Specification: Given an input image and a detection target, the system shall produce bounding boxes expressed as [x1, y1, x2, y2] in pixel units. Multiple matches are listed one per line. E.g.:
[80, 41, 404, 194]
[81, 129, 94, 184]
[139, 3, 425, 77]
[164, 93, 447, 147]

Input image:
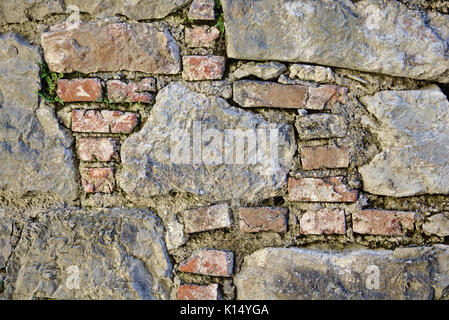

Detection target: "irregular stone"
[165, 215, 188, 250]
[3, 207, 172, 299]
[238, 207, 288, 233]
[188, 0, 215, 20]
[0, 34, 78, 202]
[353, 210, 415, 236]
[234, 62, 287, 80]
[305, 86, 348, 110]
[184, 80, 233, 100]
[0, 213, 12, 269]
[182, 56, 225, 81]
[422, 213, 449, 237]
[57, 78, 102, 102]
[288, 177, 358, 202]
[185, 26, 220, 48]
[72, 110, 139, 133]
[41, 21, 181, 74]
[222, 0, 449, 83]
[80, 167, 115, 193]
[359, 86, 449, 196]
[300, 145, 350, 170]
[295, 114, 347, 140]
[77, 137, 119, 162]
[234, 245, 449, 299]
[300, 209, 346, 235]
[0, 0, 64, 24]
[119, 82, 296, 203]
[107, 79, 155, 104]
[177, 284, 219, 300]
[289, 64, 335, 83]
[183, 204, 232, 233]
[178, 249, 234, 277]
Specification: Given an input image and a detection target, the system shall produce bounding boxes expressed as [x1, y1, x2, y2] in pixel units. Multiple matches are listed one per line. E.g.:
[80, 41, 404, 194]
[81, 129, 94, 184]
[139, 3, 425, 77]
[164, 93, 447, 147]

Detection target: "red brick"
[301, 145, 350, 170]
[77, 137, 119, 162]
[182, 56, 225, 81]
[305, 85, 348, 110]
[107, 79, 156, 103]
[300, 209, 346, 235]
[352, 210, 415, 236]
[57, 78, 102, 102]
[179, 249, 233, 277]
[185, 26, 220, 48]
[183, 204, 232, 233]
[238, 207, 288, 233]
[80, 167, 115, 193]
[188, 0, 215, 20]
[288, 177, 358, 202]
[177, 284, 219, 300]
[72, 110, 139, 133]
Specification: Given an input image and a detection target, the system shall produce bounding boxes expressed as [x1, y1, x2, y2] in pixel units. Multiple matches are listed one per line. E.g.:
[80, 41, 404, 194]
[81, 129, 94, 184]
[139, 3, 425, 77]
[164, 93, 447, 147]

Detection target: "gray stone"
[0, 211, 12, 269]
[289, 64, 335, 84]
[222, 0, 449, 83]
[359, 86, 449, 197]
[165, 214, 188, 250]
[0, 0, 64, 24]
[295, 113, 347, 140]
[234, 245, 449, 300]
[423, 213, 449, 237]
[119, 82, 296, 203]
[0, 34, 78, 202]
[4, 207, 173, 300]
[234, 62, 287, 80]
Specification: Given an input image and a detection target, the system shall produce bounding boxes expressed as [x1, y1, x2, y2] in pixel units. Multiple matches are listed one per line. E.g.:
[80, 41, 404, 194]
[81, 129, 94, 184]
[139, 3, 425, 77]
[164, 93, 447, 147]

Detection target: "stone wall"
[0, 0, 448, 300]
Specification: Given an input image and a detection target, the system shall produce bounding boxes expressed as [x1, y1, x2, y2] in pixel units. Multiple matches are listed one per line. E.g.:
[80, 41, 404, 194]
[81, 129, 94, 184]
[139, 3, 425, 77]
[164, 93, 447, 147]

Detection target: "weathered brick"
[179, 249, 234, 277]
[288, 177, 358, 202]
[185, 26, 220, 48]
[301, 145, 350, 170]
[77, 137, 119, 162]
[183, 204, 232, 233]
[352, 210, 415, 236]
[177, 284, 219, 300]
[306, 85, 348, 110]
[300, 209, 346, 235]
[233, 81, 307, 108]
[188, 0, 215, 20]
[182, 56, 225, 81]
[72, 110, 139, 133]
[238, 207, 288, 233]
[107, 79, 156, 103]
[80, 167, 115, 193]
[57, 78, 102, 102]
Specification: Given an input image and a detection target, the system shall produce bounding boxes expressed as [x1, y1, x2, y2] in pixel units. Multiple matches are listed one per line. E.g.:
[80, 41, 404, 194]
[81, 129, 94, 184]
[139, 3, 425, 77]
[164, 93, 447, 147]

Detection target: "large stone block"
[235, 246, 449, 299]
[222, 0, 449, 82]
[0, 34, 78, 202]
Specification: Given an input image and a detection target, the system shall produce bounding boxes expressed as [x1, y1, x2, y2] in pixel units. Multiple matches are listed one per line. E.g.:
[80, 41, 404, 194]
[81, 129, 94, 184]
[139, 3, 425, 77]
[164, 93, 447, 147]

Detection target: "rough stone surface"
[288, 177, 358, 202]
[57, 79, 102, 102]
[234, 62, 287, 80]
[182, 56, 225, 81]
[289, 64, 336, 83]
[301, 145, 350, 170]
[0, 0, 64, 24]
[119, 82, 296, 203]
[235, 246, 449, 300]
[352, 210, 415, 236]
[359, 86, 449, 197]
[107, 79, 155, 104]
[72, 110, 139, 134]
[222, 0, 449, 83]
[0, 34, 78, 202]
[178, 249, 234, 277]
[80, 167, 115, 193]
[238, 207, 288, 233]
[42, 21, 181, 74]
[3, 207, 173, 300]
[177, 284, 219, 300]
[295, 114, 347, 140]
[77, 137, 119, 162]
[183, 204, 232, 234]
[0, 213, 12, 269]
[165, 215, 188, 250]
[188, 0, 215, 20]
[422, 213, 449, 237]
[299, 209, 346, 235]
[185, 26, 220, 48]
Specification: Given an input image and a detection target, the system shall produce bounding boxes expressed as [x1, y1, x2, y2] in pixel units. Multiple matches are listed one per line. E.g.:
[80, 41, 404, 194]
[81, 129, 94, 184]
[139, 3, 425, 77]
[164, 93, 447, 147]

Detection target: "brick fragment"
[300, 209, 346, 235]
[352, 210, 415, 236]
[72, 110, 139, 133]
[177, 284, 219, 300]
[182, 56, 225, 81]
[179, 249, 234, 277]
[80, 167, 115, 193]
[238, 207, 288, 233]
[288, 177, 358, 202]
[188, 0, 215, 20]
[305, 85, 348, 110]
[107, 79, 156, 103]
[183, 204, 232, 233]
[185, 26, 220, 48]
[57, 78, 102, 102]
[77, 137, 119, 162]
[301, 145, 350, 170]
